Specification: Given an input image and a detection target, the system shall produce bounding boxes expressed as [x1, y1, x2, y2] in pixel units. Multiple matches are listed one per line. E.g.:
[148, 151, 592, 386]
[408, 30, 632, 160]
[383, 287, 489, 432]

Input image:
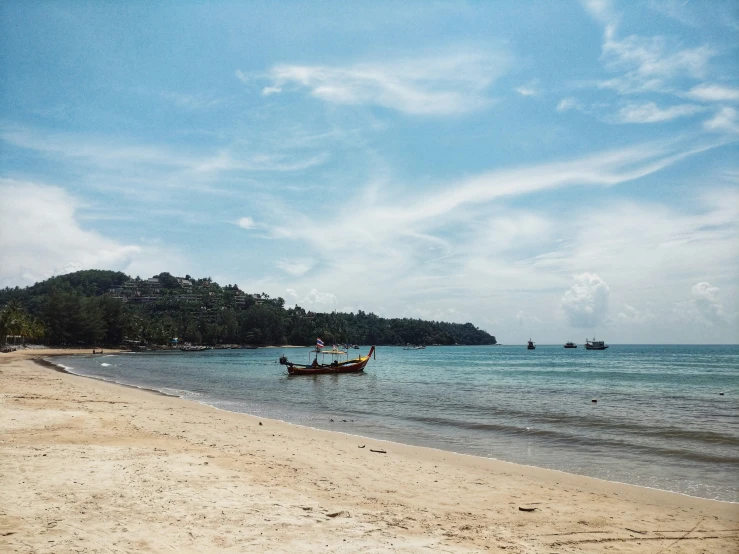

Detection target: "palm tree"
[0, 301, 44, 345]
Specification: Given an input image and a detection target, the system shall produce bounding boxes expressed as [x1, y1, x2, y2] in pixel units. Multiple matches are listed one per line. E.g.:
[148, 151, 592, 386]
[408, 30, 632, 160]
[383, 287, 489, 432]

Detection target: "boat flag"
[316, 338, 324, 348]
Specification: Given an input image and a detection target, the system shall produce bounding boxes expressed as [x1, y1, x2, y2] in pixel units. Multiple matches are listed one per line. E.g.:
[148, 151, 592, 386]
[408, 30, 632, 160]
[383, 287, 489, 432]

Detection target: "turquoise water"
[53, 345, 739, 502]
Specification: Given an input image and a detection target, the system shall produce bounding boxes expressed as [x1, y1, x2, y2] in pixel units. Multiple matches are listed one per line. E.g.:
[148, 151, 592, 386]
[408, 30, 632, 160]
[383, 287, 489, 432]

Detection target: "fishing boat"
[280, 346, 376, 375]
[527, 339, 535, 350]
[180, 345, 210, 352]
[585, 337, 608, 350]
[564, 341, 577, 348]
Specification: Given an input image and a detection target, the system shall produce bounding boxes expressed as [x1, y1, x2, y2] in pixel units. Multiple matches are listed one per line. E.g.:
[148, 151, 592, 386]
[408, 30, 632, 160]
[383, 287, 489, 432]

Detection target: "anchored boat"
[280, 346, 376, 375]
[564, 341, 577, 348]
[585, 337, 609, 350]
[527, 339, 535, 350]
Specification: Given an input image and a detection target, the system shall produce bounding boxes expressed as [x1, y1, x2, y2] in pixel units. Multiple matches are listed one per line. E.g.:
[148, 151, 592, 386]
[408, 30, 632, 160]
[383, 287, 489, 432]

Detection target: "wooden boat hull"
[286, 346, 375, 375]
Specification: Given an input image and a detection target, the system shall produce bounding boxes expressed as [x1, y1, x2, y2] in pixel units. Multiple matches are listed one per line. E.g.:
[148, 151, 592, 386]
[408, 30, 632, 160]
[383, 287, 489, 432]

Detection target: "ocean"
[52, 344, 739, 502]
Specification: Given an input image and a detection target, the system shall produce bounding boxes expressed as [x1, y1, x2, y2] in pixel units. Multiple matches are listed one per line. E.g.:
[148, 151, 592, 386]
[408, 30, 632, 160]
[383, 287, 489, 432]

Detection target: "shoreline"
[2, 351, 738, 552]
[36, 354, 737, 506]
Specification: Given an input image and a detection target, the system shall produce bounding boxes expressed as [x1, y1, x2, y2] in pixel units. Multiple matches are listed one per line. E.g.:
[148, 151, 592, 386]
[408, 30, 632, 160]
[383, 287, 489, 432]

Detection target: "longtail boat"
[280, 346, 376, 375]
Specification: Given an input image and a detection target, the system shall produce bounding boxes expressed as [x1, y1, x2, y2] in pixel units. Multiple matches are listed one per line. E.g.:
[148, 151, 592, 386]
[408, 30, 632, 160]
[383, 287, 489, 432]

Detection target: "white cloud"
[704, 107, 739, 134]
[561, 273, 611, 328]
[514, 81, 538, 97]
[582, 1, 718, 100]
[262, 86, 282, 96]
[603, 33, 713, 81]
[690, 282, 726, 325]
[294, 288, 338, 309]
[581, 0, 617, 25]
[261, 50, 510, 115]
[556, 97, 583, 112]
[612, 101, 704, 123]
[686, 84, 739, 103]
[237, 217, 256, 229]
[0, 179, 185, 288]
[275, 259, 314, 276]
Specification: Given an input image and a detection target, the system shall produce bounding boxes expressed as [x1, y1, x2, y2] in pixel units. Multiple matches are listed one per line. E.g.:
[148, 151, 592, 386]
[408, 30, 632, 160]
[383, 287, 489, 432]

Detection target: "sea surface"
[52, 345, 739, 502]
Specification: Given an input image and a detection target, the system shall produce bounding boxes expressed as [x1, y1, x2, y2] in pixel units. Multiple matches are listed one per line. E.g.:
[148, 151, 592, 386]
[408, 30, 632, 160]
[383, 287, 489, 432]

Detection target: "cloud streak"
[612, 102, 704, 123]
[258, 50, 510, 115]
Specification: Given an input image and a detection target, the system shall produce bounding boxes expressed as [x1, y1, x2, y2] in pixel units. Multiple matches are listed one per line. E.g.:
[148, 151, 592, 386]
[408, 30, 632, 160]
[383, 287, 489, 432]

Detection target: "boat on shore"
[564, 342, 577, 348]
[280, 346, 376, 375]
[585, 337, 608, 350]
[527, 339, 535, 350]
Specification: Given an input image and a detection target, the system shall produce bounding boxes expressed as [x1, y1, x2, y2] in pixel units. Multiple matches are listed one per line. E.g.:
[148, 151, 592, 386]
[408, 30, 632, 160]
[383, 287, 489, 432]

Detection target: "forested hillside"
[0, 270, 496, 347]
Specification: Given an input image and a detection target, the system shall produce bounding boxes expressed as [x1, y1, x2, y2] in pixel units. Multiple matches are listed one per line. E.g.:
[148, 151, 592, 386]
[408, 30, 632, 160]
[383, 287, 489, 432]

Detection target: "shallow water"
[54, 344, 739, 502]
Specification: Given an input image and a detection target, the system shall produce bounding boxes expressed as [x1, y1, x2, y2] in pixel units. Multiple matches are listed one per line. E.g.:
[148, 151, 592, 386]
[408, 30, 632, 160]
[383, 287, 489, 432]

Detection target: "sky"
[1, 0, 738, 344]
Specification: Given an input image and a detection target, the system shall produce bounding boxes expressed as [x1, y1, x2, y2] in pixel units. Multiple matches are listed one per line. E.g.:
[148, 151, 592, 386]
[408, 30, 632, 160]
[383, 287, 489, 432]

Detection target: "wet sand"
[1, 350, 737, 552]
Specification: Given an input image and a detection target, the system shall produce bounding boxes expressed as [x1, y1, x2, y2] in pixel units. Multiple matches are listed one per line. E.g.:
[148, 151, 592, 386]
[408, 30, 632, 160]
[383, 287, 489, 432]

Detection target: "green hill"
[0, 270, 496, 347]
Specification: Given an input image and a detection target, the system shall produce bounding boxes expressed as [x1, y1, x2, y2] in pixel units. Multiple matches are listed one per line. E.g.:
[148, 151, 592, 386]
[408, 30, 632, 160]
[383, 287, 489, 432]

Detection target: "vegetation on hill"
[0, 270, 496, 347]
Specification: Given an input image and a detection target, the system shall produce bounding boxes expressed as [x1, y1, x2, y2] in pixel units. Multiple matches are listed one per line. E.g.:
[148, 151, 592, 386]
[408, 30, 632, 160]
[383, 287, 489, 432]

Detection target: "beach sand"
[1, 350, 737, 553]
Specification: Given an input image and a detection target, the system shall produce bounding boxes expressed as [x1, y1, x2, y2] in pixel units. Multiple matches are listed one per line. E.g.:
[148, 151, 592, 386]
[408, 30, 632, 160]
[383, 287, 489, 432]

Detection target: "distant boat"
[564, 341, 577, 348]
[527, 339, 535, 350]
[403, 344, 426, 350]
[585, 337, 608, 350]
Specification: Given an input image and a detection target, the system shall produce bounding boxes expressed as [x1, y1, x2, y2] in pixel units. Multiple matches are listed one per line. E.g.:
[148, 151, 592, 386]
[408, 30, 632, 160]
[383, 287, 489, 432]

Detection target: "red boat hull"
[286, 346, 375, 375]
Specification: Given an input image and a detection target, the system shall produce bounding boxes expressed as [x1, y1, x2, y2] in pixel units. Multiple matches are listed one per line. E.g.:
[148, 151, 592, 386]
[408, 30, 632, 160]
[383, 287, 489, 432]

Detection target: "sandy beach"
[1, 350, 737, 553]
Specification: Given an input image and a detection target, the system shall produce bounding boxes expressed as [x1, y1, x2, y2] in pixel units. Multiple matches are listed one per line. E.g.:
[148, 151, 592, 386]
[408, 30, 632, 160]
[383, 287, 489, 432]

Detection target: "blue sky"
[1, 0, 737, 343]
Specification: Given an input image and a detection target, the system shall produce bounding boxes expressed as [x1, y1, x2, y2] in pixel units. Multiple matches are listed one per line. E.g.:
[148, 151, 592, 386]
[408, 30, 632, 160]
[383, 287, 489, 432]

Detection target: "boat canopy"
[321, 348, 346, 355]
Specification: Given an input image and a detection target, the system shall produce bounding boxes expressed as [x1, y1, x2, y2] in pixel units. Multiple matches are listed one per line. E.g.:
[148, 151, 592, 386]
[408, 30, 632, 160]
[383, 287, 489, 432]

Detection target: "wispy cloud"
[556, 97, 584, 113]
[704, 107, 739, 134]
[276, 259, 314, 276]
[685, 84, 739, 103]
[599, 31, 714, 94]
[253, 140, 731, 316]
[132, 87, 224, 110]
[575, 0, 728, 128]
[237, 217, 256, 229]
[514, 80, 539, 97]
[0, 125, 331, 198]
[267, 138, 724, 254]
[611, 101, 705, 124]
[255, 50, 510, 115]
[251, 143, 737, 342]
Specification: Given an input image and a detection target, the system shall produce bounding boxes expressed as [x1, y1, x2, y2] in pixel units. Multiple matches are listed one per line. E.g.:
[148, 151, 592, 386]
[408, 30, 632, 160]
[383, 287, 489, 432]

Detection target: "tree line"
[0, 270, 496, 347]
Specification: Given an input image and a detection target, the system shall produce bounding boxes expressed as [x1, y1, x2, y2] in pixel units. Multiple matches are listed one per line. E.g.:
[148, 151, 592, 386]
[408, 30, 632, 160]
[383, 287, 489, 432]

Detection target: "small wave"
[403, 414, 739, 465]
[37, 358, 180, 398]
